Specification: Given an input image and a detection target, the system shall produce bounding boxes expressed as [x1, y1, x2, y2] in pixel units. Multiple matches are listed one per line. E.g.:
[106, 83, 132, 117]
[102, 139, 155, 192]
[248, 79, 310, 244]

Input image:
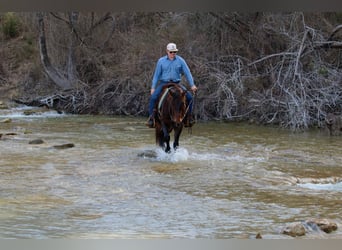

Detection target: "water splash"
[0, 105, 66, 118]
[140, 146, 265, 165]
[155, 147, 190, 163]
[298, 182, 342, 192]
[0, 111, 65, 118]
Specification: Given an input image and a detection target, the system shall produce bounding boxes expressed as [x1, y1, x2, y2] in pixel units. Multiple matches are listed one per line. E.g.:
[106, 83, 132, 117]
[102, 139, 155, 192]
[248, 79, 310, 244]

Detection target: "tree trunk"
[66, 12, 78, 83]
[37, 12, 73, 90]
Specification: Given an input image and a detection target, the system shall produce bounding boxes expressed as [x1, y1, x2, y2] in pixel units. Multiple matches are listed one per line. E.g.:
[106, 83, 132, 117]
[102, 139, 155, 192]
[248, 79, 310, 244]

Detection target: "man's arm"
[181, 59, 197, 93]
[181, 59, 194, 87]
[151, 59, 162, 90]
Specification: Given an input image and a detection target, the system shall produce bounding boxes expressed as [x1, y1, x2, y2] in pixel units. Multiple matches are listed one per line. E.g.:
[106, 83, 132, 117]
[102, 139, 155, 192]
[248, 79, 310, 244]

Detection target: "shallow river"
[0, 105, 341, 239]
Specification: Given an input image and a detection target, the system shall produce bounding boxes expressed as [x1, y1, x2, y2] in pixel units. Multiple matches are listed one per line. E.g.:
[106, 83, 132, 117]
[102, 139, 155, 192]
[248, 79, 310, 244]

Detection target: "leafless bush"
[193, 13, 342, 130]
[4, 12, 342, 131]
[245, 14, 342, 130]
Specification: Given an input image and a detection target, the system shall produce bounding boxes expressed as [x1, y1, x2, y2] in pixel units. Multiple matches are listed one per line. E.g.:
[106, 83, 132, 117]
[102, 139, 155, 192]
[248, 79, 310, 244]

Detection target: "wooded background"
[1, 12, 341, 130]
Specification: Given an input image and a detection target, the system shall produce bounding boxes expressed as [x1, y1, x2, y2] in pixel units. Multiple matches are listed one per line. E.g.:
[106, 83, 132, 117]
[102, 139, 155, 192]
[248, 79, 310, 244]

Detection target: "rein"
[181, 99, 191, 122]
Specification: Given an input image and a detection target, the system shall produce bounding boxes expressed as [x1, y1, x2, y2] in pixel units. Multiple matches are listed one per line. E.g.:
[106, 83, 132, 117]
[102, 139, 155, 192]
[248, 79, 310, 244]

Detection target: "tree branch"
[328, 24, 342, 41]
[49, 12, 70, 25]
[314, 41, 342, 49]
[248, 52, 297, 66]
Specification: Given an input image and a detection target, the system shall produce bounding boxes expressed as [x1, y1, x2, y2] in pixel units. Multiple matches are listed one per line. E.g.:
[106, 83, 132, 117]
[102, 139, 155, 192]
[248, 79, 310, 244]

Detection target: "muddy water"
[0, 105, 341, 239]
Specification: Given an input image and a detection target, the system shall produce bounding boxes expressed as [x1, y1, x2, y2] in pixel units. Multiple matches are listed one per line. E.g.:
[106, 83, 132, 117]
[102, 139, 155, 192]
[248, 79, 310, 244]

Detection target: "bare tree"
[37, 12, 73, 90]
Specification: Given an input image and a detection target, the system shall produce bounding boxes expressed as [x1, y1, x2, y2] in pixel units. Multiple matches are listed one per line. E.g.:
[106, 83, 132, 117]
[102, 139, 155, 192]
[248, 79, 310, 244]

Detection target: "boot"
[146, 115, 155, 128]
[184, 114, 195, 127]
[146, 110, 156, 128]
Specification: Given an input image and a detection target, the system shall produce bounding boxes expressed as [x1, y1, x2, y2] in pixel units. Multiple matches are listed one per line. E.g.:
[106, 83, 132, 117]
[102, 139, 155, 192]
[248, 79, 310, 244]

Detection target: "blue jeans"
[149, 82, 193, 116]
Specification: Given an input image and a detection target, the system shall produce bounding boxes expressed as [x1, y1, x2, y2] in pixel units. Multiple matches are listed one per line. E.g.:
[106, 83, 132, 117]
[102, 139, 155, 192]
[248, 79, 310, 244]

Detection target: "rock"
[305, 218, 338, 233]
[5, 132, 17, 136]
[0, 132, 17, 140]
[0, 101, 8, 109]
[0, 118, 12, 123]
[137, 150, 158, 158]
[299, 177, 342, 184]
[53, 143, 75, 149]
[124, 126, 135, 131]
[282, 222, 306, 237]
[23, 110, 38, 116]
[255, 232, 262, 239]
[29, 139, 45, 144]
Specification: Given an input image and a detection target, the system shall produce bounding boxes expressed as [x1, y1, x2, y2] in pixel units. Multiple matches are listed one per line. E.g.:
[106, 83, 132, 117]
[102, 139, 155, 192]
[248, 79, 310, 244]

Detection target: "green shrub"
[318, 67, 329, 77]
[1, 12, 22, 39]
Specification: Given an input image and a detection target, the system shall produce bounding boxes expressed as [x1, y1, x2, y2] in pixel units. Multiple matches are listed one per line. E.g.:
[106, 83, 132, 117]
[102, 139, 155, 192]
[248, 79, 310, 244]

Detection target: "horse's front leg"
[162, 124, 171, 153]
[173, 126, 183, 150]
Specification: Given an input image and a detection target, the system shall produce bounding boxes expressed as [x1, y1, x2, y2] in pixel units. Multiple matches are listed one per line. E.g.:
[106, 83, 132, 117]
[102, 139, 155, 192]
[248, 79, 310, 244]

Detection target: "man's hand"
[151, 88, 155, 95]
[191, 85, 198, 94]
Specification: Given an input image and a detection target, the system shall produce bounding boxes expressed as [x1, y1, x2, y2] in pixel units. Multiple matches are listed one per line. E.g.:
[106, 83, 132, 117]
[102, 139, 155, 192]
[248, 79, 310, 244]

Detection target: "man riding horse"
[147, 42, 198, 128]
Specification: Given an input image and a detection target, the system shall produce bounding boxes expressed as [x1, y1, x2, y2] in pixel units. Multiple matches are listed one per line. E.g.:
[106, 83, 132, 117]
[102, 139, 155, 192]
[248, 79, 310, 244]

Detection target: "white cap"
[166, 43, 178, 52]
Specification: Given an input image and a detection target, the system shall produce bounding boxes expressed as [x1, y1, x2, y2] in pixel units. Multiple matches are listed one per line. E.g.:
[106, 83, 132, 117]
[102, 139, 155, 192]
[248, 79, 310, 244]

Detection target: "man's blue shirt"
[151, 55, 194, 89]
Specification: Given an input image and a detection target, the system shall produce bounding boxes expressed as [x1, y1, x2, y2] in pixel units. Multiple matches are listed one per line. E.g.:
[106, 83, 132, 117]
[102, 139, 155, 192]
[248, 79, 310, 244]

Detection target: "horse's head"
[168, 86, 187, 127]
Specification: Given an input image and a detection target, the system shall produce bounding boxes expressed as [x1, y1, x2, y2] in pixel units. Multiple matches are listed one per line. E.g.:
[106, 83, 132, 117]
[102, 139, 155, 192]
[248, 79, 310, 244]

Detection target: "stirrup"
[184, 116, 195, 127]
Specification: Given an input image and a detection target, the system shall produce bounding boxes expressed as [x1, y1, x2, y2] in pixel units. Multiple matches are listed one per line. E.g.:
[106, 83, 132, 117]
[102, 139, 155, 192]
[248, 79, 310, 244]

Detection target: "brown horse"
[155, 83, 188, 153]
